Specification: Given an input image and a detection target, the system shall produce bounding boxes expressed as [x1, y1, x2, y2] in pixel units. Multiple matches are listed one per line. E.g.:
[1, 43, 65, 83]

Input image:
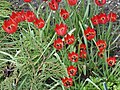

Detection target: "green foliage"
[0, 0, 120, 90]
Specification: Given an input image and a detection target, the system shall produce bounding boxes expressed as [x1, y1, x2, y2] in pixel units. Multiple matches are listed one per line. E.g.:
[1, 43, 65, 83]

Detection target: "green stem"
[54, 53, 69, 77]
[28, 3, 37, 15]
[36, 2, 45, 18]
[42, 10, 52, 31]
[34, 33, 56, 65]
[49, 82, 60, 90]
[102, 24, 105, 39]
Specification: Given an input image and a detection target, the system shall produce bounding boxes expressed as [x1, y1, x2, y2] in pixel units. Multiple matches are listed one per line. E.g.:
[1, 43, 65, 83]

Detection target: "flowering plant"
[0, 0, 120, 89]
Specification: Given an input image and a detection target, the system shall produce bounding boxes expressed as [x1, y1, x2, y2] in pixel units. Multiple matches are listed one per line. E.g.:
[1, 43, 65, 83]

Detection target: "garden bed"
[0, 0, 120, 90]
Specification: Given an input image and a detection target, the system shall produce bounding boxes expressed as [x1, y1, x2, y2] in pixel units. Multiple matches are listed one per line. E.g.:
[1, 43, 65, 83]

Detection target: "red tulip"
[64, 34, 75, 45]
[10, 12, 21, 24]
[10, 10, 26, 24]
[60, 8, 69, 20]
[84, 27, 96, 40]
[98, 51, 104, 58]
[98, 13, 108, 24]
[53, 38, 63, 50]
[79, 50, 87, 59]
[68, 52, 79, 62]
[94, 0, 106, 6]
[49, 0, 58, 11]
[96, 40, 107, 51]
[107, 12, 117, 22]
[61, 77, 73, 88]
[107, 57, 116, 66]
[25, 10, 36, 22]
[17, 10, 26, 22]
[67, 0, 78, 6]
[79, 43, 86, 51]
[2, 19, 18, 34]
[67, 66, 77, 76]
[56, 0, 62, 3]
[34, 18, 45, 29]
[91, 15, 99, 25]
[23, 0, 32, 2]
[55, 23, 68, 36]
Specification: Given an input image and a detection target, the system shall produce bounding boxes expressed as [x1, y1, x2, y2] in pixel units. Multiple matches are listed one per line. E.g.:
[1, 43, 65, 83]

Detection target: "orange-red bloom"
[17, 10, 26, 22]
[107, 57, 116, 66]
[60, 9, 69, 20]
[64, 34, 75, 45]
[79, 50, 87, 59]
[96, 40, 107, 51]
[68, 52, 79, 62]
[107, 12, 117, 22]
[10, 12, 21, 24]
[34, 18, 45, 29]
[24, 0, 31, 2]
[67, 0, 77, 6]
[2, 19, 18, 34]
[84, 27, 96, 40]
[98, 51, 104, 58]
[98, 13, 108, 24]
[56, 0, 62, 3]
[62, 77, 73, 88]
[10, 10, 26, 24]
[49, 0, 58, 11]
[91, 15, 99, 25]
[55, 23, 68, 36]
[67, 66, 77, 76]
[25, 10, 36, 22]
[79, 43, 86, 51]
[94, 0, 106, 6]
[53, 38, 63, 50]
